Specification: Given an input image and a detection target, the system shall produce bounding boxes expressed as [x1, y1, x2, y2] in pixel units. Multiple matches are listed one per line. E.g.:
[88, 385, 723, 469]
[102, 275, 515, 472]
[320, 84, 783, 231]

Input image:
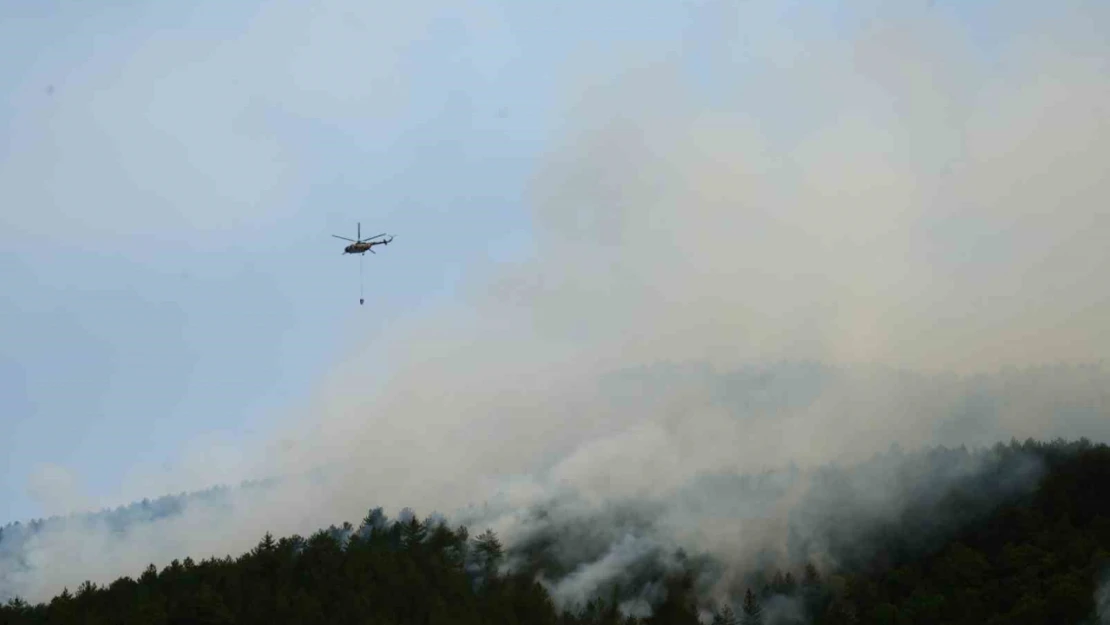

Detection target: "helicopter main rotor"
[332, 222, 387, 244]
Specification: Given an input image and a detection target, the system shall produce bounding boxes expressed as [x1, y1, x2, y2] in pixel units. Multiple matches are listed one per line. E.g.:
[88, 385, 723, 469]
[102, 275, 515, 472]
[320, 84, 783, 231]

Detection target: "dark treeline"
[773, 437, 1110, 624]
[1, 437, 1109, 624]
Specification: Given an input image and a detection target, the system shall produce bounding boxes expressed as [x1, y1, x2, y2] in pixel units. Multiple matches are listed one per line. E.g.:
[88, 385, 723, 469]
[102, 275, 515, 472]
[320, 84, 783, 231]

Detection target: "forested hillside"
[2, 437, 1109, 624]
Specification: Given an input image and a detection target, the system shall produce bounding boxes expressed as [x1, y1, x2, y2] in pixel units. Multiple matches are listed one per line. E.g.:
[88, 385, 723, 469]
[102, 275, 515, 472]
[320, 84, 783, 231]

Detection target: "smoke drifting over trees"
[4, 438, 1110, 623]
[3, 0, 1108, 621]
[2, 362, 1108, 607]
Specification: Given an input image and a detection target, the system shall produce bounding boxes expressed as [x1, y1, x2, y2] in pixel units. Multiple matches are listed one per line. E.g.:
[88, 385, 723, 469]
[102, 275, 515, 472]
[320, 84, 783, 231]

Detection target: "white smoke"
[3, 0, 1110, 610]
[24, 465, 91, 520]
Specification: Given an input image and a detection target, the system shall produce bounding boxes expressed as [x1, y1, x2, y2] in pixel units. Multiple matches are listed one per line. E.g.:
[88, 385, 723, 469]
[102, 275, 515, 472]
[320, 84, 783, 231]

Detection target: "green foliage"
[712, 605, 739, 625]
[1, 438, 1109, 625]
[473, 528, 504, 566]
[794, 437, 1110, 625]
[741, 588, 763, 625]
[644, 573, 700, 625]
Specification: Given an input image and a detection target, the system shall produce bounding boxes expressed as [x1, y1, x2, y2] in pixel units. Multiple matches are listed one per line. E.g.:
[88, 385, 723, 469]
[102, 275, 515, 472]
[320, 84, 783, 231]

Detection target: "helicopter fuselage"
[344, 239, 389, 254]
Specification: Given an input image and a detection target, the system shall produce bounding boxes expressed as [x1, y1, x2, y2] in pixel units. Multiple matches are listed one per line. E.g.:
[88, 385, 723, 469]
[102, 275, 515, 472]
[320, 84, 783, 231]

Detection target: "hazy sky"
[2, 0, 1108, 531]
[1, 0, 550, 521]
[0, 0, 719, 523]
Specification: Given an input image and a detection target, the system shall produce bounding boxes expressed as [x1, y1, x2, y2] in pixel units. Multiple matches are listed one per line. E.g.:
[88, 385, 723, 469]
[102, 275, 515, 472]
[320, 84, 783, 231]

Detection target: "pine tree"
[473, 528, 504, 573]
[76, 580, 98, 598]
[140, 563, 158, 584]
[804, 563, 820, 586]
[713, 604, 739, 625]
[359, 507, 388, 539]
[742, 588, 763, 625]
[402, 514, 428, 549]
[771, 571, 787, 594]
[4, 597, 28, 611]
[646, 573, 700, 625]
[783, 572, 797, 594]
[258, 531, 277, 553]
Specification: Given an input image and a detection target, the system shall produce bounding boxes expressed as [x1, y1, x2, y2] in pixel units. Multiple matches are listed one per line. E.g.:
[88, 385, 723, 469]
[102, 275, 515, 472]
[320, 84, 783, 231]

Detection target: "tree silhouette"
[473, 528, 504, 574]
[741, 588, 763, 625]
[0, 438, 1107, 625]
[713, 604, 739, 625]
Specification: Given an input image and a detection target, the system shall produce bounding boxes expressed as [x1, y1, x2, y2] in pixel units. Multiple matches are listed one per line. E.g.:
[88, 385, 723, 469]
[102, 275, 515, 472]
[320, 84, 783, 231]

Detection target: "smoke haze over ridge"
[4, 0, 1110, 612]
[268, 0, 1109, 524]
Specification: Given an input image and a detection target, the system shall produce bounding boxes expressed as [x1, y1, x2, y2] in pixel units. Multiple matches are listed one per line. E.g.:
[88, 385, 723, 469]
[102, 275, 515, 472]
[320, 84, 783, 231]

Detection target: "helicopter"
[332, 222, 394, 255]
[333, 222, 394, 305]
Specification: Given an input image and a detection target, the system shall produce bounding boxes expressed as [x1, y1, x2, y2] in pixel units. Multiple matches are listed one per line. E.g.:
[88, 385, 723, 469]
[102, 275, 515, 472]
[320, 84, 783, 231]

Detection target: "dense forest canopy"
[2, 437, 1109, 624]
[6, 360, 1109, 608]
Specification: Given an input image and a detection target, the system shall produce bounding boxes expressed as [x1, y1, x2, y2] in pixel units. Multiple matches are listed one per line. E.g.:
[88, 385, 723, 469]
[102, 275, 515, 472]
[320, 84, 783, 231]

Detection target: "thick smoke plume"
[4, 0, 1109, 612]
[1, 366, 1104, 607]
[459, 429, 1050, 614]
